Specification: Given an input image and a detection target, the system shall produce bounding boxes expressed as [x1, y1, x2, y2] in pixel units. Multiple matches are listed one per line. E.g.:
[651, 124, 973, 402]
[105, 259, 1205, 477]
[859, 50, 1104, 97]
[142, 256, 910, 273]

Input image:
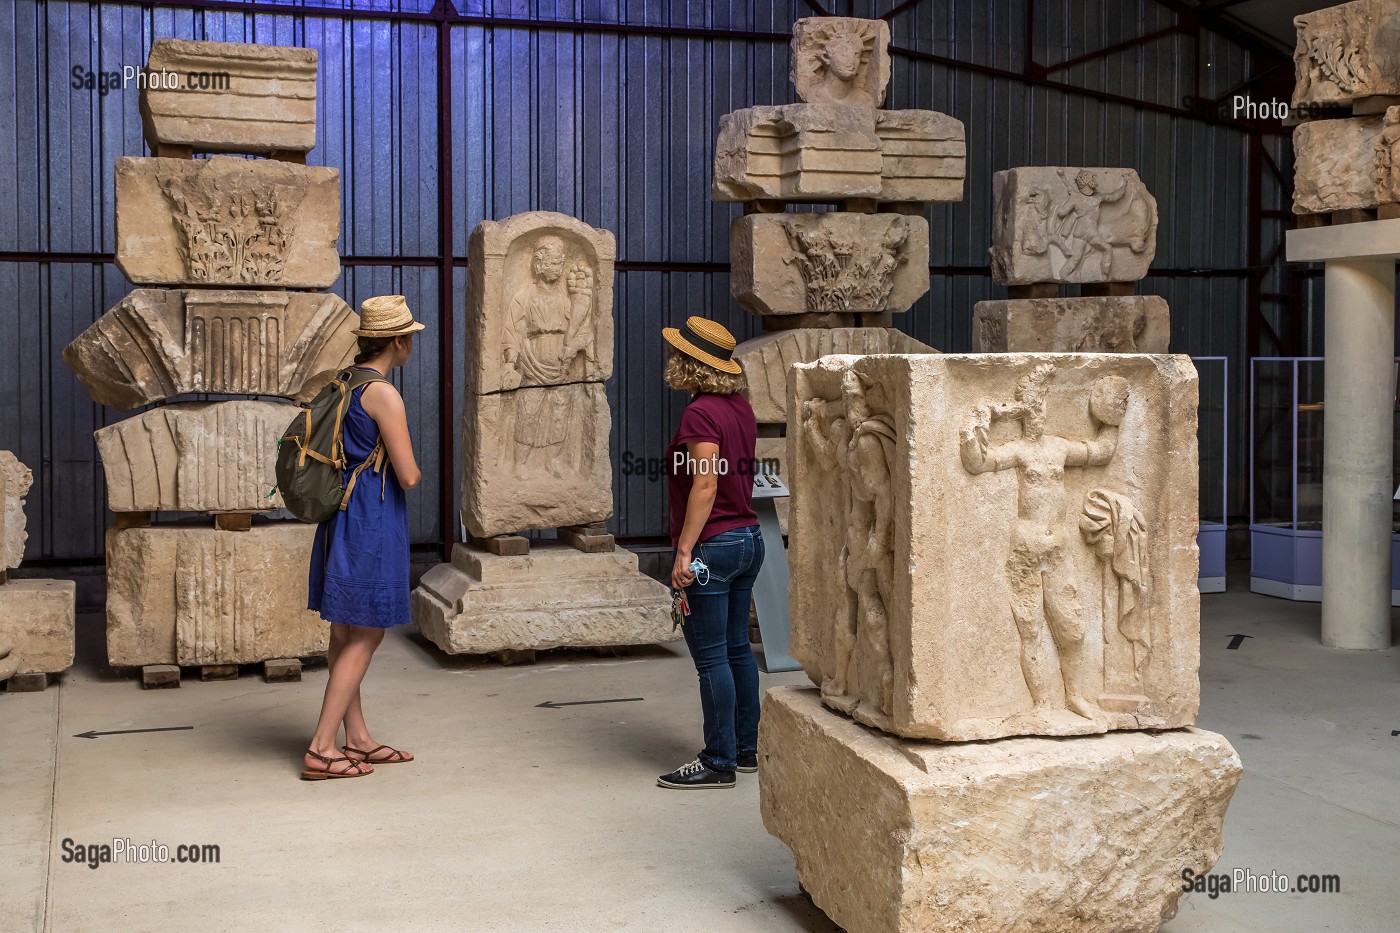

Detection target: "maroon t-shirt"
[666, 393, 759, 547]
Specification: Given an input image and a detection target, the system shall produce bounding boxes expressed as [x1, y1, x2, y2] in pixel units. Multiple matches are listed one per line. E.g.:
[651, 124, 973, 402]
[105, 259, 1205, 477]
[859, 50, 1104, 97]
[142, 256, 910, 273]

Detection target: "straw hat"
[352, 295, 426, 337]
[662, 316, 742, 375]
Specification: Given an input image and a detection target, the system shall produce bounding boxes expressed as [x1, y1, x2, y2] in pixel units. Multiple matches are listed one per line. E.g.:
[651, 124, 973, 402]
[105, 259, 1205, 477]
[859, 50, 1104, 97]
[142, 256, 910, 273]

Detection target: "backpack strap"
[337, 367, 394, 511]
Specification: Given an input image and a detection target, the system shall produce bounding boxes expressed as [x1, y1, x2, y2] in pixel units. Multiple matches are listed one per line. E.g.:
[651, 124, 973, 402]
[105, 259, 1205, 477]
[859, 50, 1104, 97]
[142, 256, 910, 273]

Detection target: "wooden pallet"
[139, 658, 305, 689]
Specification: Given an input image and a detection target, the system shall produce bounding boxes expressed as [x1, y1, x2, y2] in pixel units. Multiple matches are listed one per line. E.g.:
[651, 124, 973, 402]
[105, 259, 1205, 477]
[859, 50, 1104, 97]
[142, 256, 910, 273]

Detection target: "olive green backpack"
[275, 367, 389, 523]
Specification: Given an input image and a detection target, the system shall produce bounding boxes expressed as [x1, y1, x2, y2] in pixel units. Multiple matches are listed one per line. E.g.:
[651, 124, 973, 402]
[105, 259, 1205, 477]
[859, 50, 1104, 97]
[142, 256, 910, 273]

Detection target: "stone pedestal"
[760, 686, 1241, 933]
[0, 580, 77, 675]
[973, 296, 1170, 353]
[412, 543, 675, 654]
[105, 524, 327, 666]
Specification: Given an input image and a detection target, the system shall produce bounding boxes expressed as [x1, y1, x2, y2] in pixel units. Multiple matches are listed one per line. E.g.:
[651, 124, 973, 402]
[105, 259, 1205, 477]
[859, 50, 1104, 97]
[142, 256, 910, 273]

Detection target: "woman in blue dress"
[303, 295, 424, 780]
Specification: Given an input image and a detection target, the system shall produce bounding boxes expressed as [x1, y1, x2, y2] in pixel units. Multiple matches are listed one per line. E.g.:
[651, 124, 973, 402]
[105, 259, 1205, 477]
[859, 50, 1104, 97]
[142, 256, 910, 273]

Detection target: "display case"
[1195, 357, 1227, 593]
[1249, 357, 1400, 604]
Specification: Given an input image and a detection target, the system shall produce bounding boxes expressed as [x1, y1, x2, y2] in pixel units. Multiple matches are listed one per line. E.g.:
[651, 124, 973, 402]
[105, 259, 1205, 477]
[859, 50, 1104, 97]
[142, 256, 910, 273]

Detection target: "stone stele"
[790, 17, 892, 108]
[115, 156, 341, 288]
[95, 401, 295, 512]
[713, 105, 965, 202]
[990, 167, 1158, 285]
[460, 382, 612, 539]
[140, 39, 318, 154]
[735, 327, 936, 424]
[761, 686, 1241, 933]
[1, 450, 34, 571]
[1292, 0, 1400, 111]
[105, 524, 328, 666]
[730, 213, 930, 316]
[787, 353, 1200, 741]
[63, 289, 357, 410]
[466, 212, 615, 395]
[412, 544, 676, 654]
[0, 580, 77, 675]
[973, 296, 1171, 353]
[1292, 114, 1384, 213]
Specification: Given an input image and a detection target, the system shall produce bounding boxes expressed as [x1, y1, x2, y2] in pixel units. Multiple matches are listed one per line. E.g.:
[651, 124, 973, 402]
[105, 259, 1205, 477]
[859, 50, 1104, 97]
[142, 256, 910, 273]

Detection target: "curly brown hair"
[664, 350, 748, 396]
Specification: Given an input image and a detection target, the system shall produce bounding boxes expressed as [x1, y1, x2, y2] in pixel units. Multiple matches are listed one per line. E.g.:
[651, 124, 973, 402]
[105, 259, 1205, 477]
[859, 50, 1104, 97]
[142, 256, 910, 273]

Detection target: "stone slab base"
[412, 543, 676, 654]
[973, 295, 1170, 353]
[760, 687, 1241, 933]
[0, 579, 76, 674]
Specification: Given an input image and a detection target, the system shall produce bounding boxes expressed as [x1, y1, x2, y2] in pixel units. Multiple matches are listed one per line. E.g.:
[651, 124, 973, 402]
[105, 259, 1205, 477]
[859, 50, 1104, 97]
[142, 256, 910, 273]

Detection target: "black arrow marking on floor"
[1226, 634, 1253, 650]
[74, 726, 194, 740]
[536, 698, 644, 709]
[1392, 730, 1399, 737]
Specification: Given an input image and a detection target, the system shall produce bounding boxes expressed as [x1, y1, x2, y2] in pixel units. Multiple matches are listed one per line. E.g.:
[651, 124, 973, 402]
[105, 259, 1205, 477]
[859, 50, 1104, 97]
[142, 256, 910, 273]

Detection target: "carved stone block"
[1, 451, 34, 571]
[114, 156, 340, 288]
[990, 168, 1158, 285]
[973, 296, 1170, 353]
[730, 213, 929, 316]
[790, 17, 891, 108]
[63, 289, 357, 409]
[1292, 0, 1400, 111]
[460, 382, 612, 539]
[466, 212, 615, 395]
[105, 524, 328, 666]
[713, 105, 965, 203]
[761, 686, 1241, 933]
[139, 39, 317, 154]
[412, 544, 676, 654]
[0, 580, 77, 675]
[1293, 114, 1384, 213]
[95, 401, 294, 512]
[734, 327, 936, 424]
[787, 353, 1200, 741]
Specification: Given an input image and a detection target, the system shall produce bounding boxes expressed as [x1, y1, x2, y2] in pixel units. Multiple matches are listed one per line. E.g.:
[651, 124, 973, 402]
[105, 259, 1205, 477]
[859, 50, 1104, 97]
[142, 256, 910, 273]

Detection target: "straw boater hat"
[352, 295, 426, 337]
[662, 316, 742, 375]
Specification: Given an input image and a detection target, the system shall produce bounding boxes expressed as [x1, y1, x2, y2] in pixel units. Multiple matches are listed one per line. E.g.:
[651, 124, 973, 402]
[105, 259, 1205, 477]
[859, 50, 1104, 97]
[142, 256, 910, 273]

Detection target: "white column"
[1321, 259, 1395, 650]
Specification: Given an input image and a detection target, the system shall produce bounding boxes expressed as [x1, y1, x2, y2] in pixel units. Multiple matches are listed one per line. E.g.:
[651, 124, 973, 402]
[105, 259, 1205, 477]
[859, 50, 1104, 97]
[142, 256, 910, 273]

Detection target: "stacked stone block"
[714, 17, 958, 522]
[0, 452, 76, 692]
[761, 352, 1243, 932]
[62, 39, 357, 685]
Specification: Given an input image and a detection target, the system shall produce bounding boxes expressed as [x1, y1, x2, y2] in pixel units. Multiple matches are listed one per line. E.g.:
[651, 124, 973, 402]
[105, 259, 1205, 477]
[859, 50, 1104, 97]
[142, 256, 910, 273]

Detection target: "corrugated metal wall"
[0, 0, 1281, 561]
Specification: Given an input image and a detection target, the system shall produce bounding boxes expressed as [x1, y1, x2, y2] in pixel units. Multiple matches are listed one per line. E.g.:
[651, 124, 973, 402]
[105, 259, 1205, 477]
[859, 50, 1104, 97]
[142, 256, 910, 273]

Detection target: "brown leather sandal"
[343, 744, 413, 764]
[302, 749, 372, 780]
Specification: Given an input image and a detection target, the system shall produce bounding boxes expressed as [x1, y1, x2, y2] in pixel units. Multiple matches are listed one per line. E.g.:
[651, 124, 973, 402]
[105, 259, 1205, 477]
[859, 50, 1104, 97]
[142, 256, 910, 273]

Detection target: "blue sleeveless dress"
[307, 370, 411, 628]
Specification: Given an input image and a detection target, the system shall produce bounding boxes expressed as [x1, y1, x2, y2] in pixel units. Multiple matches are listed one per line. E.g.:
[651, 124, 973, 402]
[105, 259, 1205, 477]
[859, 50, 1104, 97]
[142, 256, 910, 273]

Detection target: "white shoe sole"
[656, 778, 736, 789]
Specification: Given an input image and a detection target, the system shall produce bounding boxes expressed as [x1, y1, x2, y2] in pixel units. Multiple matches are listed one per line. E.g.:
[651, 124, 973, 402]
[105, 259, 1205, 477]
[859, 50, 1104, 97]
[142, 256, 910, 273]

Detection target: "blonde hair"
[664, 351, 747, 397]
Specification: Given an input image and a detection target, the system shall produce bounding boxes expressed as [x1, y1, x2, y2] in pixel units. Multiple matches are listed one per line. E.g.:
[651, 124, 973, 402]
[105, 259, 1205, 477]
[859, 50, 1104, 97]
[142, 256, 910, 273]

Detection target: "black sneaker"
[737, 753, 758, 773]
[657, 758, 736, 789]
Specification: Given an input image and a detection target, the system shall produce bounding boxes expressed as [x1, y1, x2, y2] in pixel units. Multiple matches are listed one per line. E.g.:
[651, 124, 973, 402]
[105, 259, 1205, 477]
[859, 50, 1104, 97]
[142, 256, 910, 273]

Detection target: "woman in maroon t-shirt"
[657, 316, 765, 790]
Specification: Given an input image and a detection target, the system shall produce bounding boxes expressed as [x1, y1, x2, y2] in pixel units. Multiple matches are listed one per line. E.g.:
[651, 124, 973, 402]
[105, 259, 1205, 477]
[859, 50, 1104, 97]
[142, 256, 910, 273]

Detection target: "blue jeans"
[679, 524, 765, 773]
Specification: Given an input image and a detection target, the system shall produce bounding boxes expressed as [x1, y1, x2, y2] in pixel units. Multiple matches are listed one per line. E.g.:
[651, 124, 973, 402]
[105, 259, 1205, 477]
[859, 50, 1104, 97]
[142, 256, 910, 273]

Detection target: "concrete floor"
[2, 570, 1398, 933]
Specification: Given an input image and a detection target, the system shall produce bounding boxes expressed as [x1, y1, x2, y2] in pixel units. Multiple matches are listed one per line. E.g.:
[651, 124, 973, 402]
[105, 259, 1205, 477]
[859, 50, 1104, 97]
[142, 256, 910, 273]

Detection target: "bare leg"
[1043, 571, 1103, 722]
[327, 623, 370, 744]
[305, 625, 384, 774]
[1007, 557, 1063, 708]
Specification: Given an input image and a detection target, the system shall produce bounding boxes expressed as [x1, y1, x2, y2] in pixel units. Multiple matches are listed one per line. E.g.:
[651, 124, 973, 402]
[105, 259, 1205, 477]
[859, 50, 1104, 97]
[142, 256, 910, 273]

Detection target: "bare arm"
[960, 405, 1012, 474]
[671, 440, 720, 589]
[1065, 425, 1119, 468]
[360, 381, 421, 490]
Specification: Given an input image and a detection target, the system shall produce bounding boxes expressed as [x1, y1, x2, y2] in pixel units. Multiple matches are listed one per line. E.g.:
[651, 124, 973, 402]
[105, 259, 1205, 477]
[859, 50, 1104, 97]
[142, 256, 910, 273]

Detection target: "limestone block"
[712, 105, 965, 202]
[1292, 0, 1400, 111]
[1376, 107, 1400, 201]
[412, 544, 676, 653]
[1293, 115, 1384, 213]
[466, 212, 615, 395]
[460, 382, 612, 539]
[736, 327, 936, 424]
[973, 296, 1171, 353]
[760, 686, 1241, 933]
[790, 17, 891, 108]
[115, 156, 340, 288]
[0, 580, 77, 674]
[105, 524, 328, 667]
[63, 289, 357, 409]
[139, 39, 317, 154]
[787, 353, 1200, 740]
[989, 167, 1158, 285]
[729, 213, 929, 315]
[1, 451, 34, 571]
[95, 401, 293, 512]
